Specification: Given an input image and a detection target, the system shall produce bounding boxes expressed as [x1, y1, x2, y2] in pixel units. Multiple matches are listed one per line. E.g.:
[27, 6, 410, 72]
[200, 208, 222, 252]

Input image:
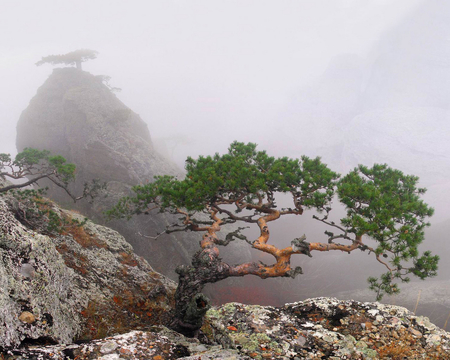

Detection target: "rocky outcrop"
[1, 327, 244, 360]
[340, 0, 450, 221]
[0, 187, 175, 350]
[4, 298, 450, 359]
[15, 67, 251, 278]
[336, 279, 450, 330]
[202, 298, 450, 359]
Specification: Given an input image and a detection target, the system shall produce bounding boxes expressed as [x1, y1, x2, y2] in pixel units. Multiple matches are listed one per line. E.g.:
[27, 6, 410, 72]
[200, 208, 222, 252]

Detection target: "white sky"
[0, 0, 421, 160]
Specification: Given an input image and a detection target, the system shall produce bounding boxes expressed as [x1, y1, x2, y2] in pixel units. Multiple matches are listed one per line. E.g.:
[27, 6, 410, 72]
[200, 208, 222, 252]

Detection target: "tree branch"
[0, 173, 53, 193]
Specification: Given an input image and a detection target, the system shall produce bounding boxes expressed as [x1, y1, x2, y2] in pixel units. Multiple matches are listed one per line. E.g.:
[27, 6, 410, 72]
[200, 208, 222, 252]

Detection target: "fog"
[2, 0, 450, 324]
[2, 0, 422, 160]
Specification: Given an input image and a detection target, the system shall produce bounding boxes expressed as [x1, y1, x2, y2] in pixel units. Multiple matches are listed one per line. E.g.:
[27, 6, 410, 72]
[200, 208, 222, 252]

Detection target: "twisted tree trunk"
[170, 239, 231, 336]
[169, 208, 367, 336]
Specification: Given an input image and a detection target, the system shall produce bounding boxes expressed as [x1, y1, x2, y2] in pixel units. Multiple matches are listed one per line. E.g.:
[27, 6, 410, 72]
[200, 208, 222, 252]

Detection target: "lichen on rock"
[201, 297, 450, 359]
[3, 291, 450, 359]
[0, 190, 175, 350]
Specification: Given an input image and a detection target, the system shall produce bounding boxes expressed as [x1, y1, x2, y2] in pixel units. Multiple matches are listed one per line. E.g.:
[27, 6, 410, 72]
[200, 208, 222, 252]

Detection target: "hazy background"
[3, 0, 450, 322]
[3, 0, 449, 217]
[1, 0, 422, 161]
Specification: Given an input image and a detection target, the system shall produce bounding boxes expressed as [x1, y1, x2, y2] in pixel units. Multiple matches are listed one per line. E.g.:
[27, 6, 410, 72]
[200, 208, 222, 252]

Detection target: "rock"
[243, 0, 450, 314]
[2, 298, 450, 359]
[336, 279, 450, 329]
[100, 341, 119, 354]
[270, 1, 450, 223]
[15, 67, 251, 280]
[19, 262, 35, 279]
[18, 312, 35, 324]
[0, 188, 175, 350]
[0, 327, 246, 360]
[200, 297, 450, 359]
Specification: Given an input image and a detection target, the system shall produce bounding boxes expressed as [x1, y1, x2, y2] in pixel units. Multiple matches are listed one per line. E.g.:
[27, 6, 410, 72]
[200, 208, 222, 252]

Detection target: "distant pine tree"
[36, 49, 98, 70]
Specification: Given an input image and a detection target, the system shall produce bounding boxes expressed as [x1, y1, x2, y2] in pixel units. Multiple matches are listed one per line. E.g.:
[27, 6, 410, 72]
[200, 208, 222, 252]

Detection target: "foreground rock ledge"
[0, 192, 175, 350]
[3, 298, 450, 359]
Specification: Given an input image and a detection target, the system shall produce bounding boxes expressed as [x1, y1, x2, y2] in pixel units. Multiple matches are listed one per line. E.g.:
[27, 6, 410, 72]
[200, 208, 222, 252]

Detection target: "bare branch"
[0, 173, 53, 193]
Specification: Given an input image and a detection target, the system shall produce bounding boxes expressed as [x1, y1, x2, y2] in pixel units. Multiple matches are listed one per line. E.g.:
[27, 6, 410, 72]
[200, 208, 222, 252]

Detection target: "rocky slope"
[15, 67, 251, 279]
[3, 298, 450, 359]
[0, 185, 175, 350]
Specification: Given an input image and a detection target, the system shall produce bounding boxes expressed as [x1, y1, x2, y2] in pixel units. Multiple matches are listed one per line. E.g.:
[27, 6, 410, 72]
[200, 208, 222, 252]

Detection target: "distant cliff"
[16, 68, 251, 278]
[17, 68, 178, 183]
[274, 0, 450, 222]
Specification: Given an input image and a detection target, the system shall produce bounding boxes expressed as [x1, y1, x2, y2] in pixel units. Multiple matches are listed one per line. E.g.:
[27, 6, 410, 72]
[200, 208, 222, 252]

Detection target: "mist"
[2, 0, 421, 158]
[2, 0, 450, 327]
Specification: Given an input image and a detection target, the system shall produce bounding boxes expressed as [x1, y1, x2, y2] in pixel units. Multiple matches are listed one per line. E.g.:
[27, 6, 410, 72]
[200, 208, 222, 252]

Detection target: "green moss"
[207, 302, 238, 321]
[206, 307, 221, 319]
[228, 332, 282, 356]
[221, 302, 238, 314]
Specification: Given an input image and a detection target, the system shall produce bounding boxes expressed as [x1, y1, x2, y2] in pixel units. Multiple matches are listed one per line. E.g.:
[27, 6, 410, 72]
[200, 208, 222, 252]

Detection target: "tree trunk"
[76, 60, 82, 70]
[167, 212, 309, 336]
[169, 236, 307, 335]
[170, 245, 232, 336]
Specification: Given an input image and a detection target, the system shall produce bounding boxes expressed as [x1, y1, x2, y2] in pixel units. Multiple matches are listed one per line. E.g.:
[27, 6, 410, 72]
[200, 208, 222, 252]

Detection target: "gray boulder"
[0, 188, 175, 350]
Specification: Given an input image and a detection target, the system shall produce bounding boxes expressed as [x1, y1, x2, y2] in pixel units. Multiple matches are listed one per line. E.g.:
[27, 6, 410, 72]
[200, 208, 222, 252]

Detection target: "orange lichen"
[113, 296, 123, 305]
[119, 252, 138, 267]
[64, 220, 108, 249]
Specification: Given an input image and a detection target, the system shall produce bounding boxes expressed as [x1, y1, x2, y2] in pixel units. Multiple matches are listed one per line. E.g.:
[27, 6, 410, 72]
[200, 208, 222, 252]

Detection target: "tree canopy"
[0, 148, 102, 202]
[108, 141, 438, 334]
[35, 49, 98, 70]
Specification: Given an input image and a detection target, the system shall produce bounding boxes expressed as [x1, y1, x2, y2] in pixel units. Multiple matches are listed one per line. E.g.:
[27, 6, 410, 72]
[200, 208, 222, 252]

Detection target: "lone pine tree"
[108, 141, 438, 336]
[36, 49, 98, 71]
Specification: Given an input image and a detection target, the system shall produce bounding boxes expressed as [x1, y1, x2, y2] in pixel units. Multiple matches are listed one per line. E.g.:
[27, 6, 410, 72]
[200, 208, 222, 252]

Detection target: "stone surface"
[201, 298, 450, 359]
[3, 298, 450, 359]
[336, 278, 450, 330]
[0, 327, 247, 360]
[0, 187, 175, 350]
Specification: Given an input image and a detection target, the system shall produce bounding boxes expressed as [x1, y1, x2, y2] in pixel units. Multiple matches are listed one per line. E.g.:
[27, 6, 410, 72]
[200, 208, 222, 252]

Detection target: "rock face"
[0, 186, 175, 350]
[15, 67, 251, 278]
[2, 327, 244, 360]
[254, 0, 450, 319]
[202, 298, 450, 359]
[4, 298, 450, 359]
[338, 0, 450, 220]
[17, 68, 175, 182]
